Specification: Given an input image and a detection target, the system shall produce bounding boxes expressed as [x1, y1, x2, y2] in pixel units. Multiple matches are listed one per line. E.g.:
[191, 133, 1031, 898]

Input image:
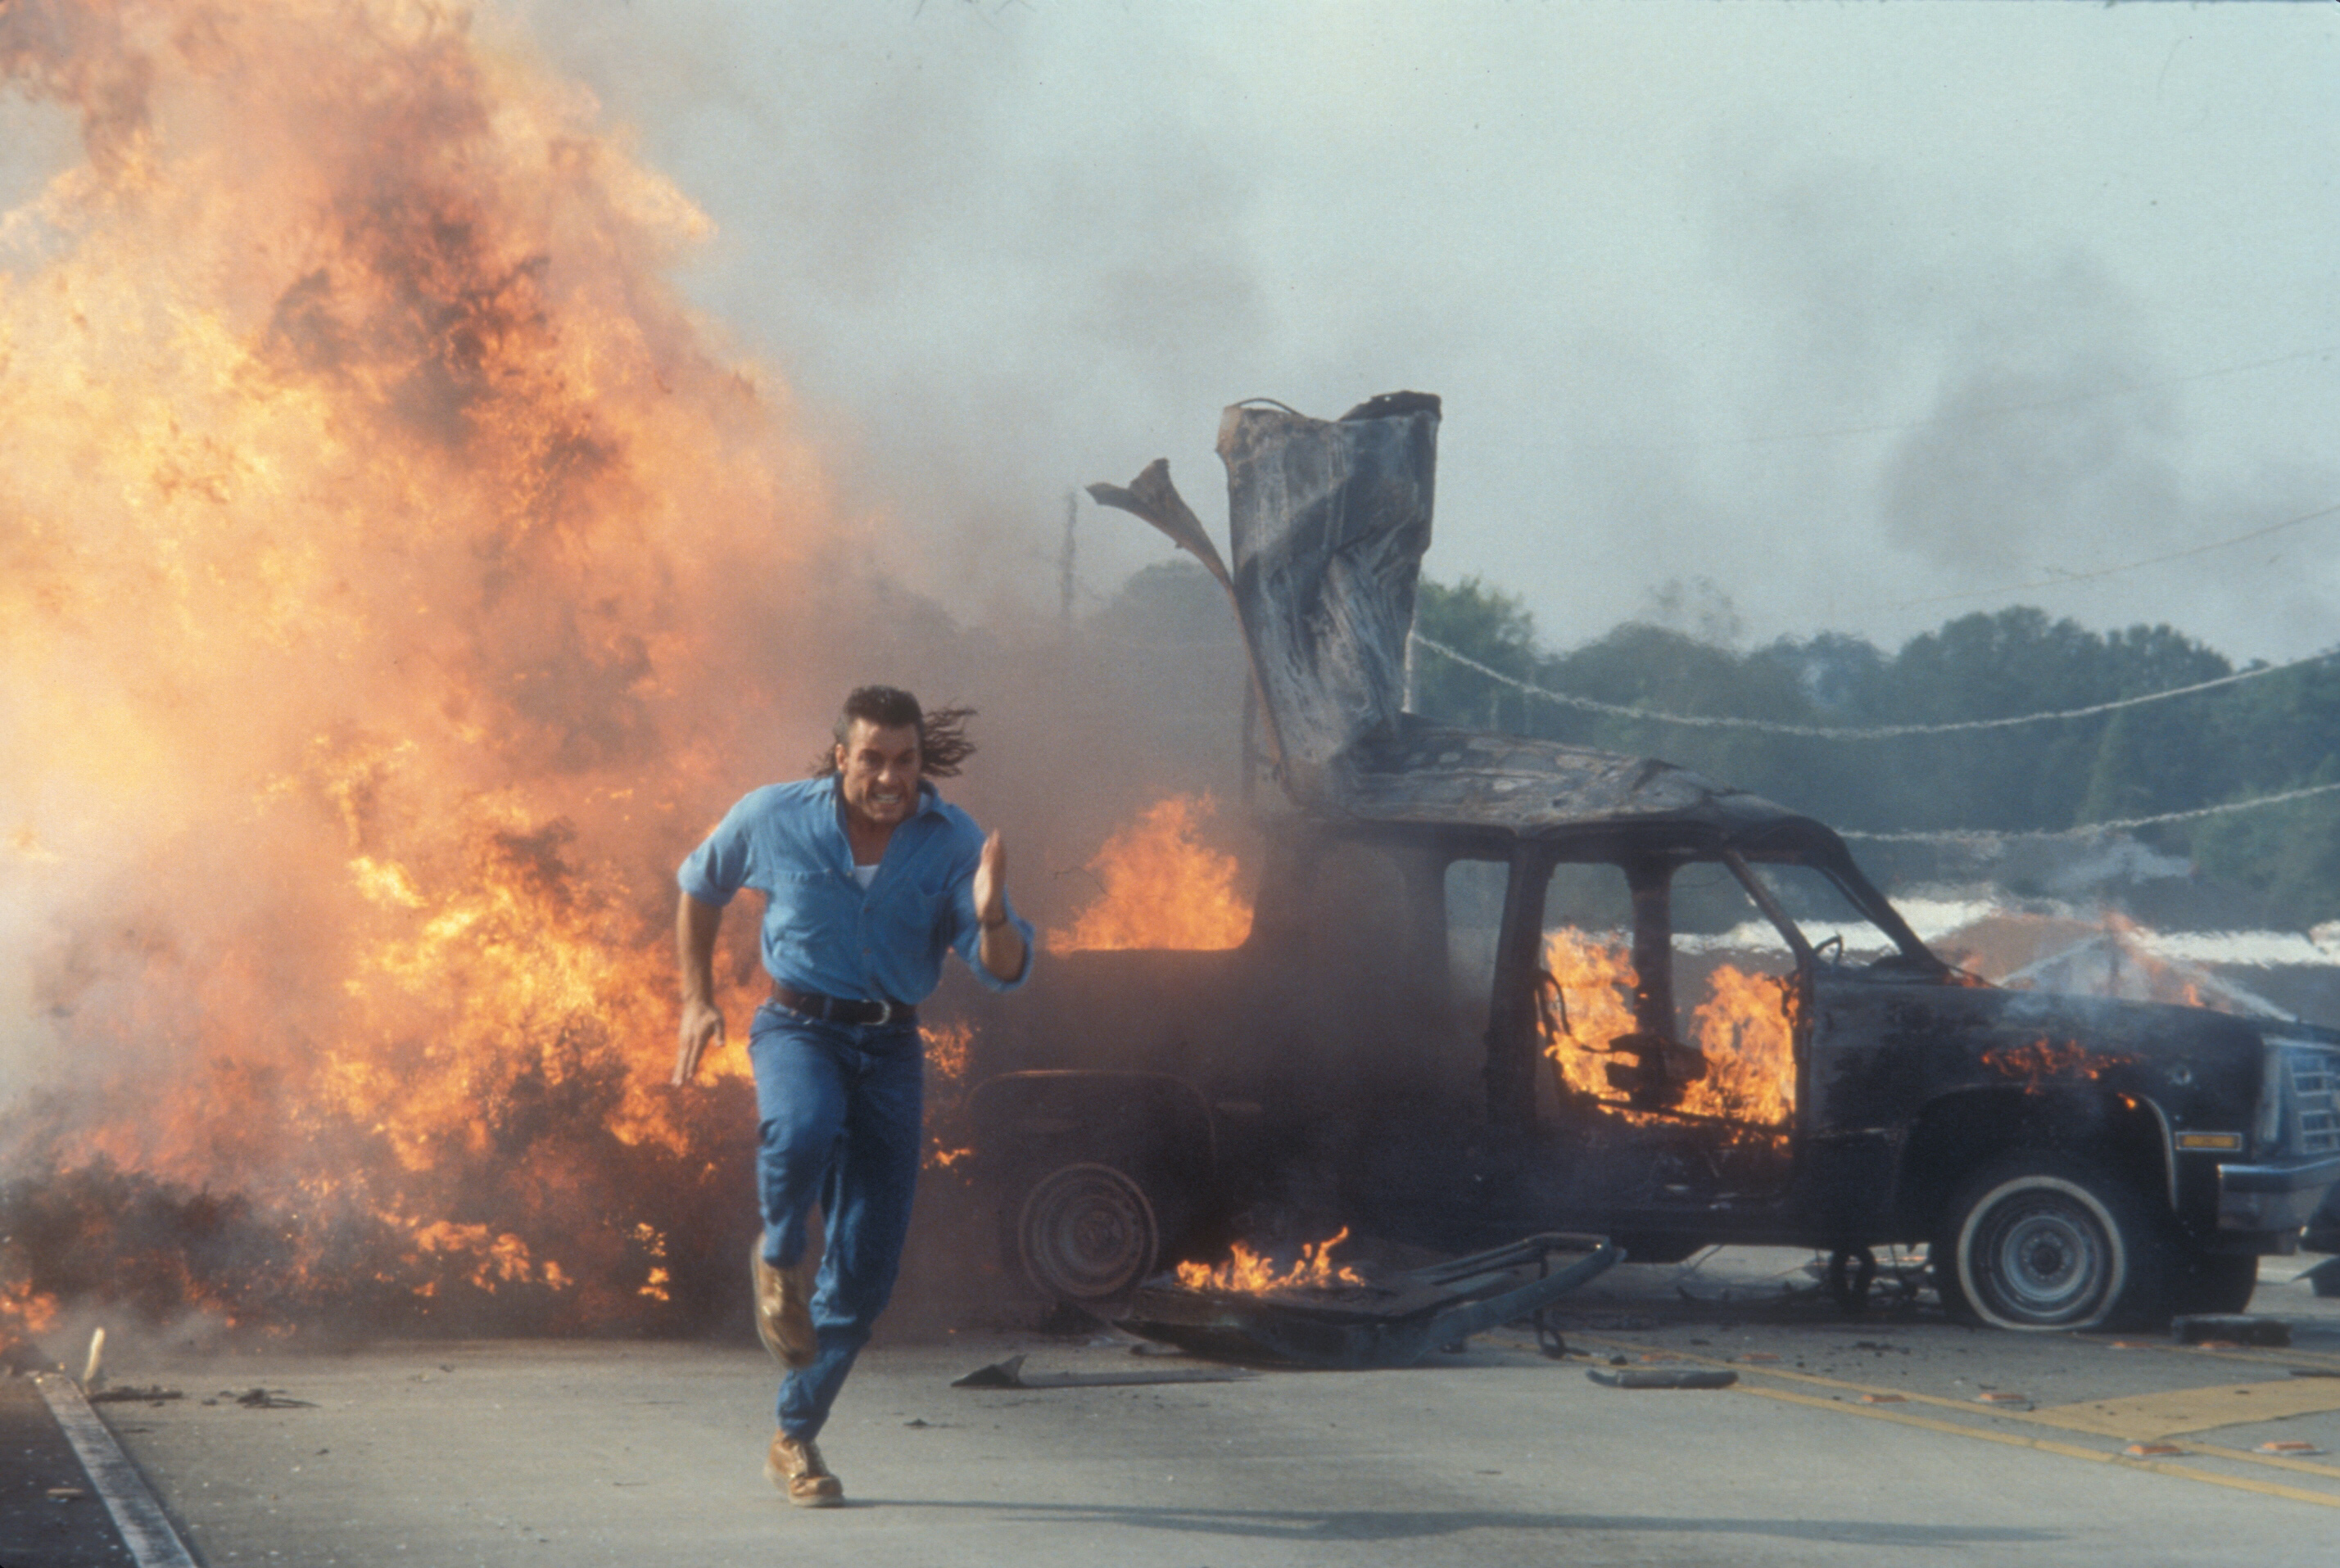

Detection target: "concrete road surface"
[29, 1251, 2340, 1568]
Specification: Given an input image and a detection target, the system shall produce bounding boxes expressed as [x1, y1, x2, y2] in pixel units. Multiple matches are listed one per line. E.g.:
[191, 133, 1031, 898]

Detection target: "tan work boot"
[750, 1240, 817, 1369]
[765, 1431, 844, 1507]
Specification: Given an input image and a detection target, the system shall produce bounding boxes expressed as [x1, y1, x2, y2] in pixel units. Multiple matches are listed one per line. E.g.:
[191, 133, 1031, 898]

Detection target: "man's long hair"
[811, 685, 976, 778]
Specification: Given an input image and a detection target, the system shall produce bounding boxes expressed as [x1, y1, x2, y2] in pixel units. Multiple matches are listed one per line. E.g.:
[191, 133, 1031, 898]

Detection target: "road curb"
[34, 1375, 200, 1568]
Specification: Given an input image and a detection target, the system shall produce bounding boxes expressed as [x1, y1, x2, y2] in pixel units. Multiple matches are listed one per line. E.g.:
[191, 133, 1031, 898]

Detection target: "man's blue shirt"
[677, 775, 1033, 1005]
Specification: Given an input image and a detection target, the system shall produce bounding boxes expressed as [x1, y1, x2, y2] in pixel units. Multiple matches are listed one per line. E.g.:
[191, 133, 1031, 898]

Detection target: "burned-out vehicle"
[957, 394, 2340, 1331]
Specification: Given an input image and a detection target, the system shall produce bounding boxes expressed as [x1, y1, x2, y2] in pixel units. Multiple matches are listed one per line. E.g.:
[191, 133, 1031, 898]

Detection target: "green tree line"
[1411, 578, 2340, 926]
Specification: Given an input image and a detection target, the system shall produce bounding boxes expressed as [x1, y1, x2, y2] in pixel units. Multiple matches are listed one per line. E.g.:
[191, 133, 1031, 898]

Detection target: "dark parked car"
[953, 394, 2340, 1331]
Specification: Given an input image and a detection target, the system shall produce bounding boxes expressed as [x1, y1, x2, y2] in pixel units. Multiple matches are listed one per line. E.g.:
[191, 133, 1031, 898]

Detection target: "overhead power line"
[1408, 631, 2333, 740]
[1838, 780, 2340, 845]
[1408, 631, 2340, 843]
[1890, 499, 2340, 612]
[1584, 345, 2337, 453]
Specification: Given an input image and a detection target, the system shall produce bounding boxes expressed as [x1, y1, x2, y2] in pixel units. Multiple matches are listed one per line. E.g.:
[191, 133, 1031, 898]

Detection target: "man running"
[672, 685, 1031, 1507]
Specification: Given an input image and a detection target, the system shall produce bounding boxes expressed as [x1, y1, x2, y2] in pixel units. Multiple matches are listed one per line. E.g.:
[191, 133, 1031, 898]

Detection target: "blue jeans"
[749, 1003, 924, 1441]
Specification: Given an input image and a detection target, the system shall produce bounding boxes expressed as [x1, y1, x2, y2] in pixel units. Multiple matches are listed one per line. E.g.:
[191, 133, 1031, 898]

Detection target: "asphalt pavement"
[11, 1250, 2339, 1568]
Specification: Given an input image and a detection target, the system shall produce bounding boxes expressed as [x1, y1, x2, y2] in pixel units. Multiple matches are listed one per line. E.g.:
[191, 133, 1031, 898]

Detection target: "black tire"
[1938, 1153, 2165, 1331]
[1012, 1162, 1160, 1306]
[2168, 1250, 2259, 1317]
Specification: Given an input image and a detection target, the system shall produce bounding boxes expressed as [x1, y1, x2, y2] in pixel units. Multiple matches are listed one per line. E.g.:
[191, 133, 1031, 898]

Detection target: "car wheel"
[1939, 1154, 2162, 1331]
[2167, 1250, 2258, 1317]
[1014, 1162, 1160, 1306]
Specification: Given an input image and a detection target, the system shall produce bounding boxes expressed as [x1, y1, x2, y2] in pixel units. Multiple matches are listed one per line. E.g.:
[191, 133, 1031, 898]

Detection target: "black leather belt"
[771, 983, 916, 1028]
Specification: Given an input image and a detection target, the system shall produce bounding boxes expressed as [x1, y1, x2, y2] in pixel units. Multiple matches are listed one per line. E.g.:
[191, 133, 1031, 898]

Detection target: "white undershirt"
[851, 862, 880, 890]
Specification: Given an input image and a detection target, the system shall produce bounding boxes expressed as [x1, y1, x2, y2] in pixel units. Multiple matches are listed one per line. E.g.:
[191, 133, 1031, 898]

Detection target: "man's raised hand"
[973, 830, 1009, 927]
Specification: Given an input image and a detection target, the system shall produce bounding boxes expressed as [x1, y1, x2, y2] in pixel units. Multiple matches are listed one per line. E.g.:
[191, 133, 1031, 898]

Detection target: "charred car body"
[957, 394, 2340, 1331]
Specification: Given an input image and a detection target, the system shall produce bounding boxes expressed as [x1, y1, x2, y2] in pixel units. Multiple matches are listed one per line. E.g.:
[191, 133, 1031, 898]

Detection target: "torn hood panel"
[1331, 716, 1819, 851]
[1217, 392, 1441, 796]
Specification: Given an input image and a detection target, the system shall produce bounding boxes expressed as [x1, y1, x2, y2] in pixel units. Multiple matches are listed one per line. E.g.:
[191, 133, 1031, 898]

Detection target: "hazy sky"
[6, 2, 2324, 662]
[497, 0, 2334, 664]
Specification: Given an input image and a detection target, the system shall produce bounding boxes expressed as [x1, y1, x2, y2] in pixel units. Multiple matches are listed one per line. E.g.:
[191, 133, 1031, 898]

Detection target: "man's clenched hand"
[674, 998, 724, 1086]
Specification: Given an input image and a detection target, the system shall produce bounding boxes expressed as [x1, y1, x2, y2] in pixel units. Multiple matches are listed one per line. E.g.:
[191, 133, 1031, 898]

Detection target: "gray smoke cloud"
[509, 0, 2339, 663]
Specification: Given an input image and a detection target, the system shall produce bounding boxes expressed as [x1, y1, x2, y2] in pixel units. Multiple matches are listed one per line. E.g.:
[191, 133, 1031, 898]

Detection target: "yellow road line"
[2187, 1437, 2340, 1480]
[2084, 1335, 2340, 1374]
[2025, 1379, 2340, 1440]
[1735, 1385, 2340, 1512]
[1571, 1333, 2340, 1482]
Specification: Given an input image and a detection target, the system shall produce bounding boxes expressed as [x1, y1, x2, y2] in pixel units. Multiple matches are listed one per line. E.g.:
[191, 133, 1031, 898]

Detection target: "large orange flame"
[0, 0, 847, 1341]
[1541, 929, 1797, 1129]
[1047, 793, 1252, 953]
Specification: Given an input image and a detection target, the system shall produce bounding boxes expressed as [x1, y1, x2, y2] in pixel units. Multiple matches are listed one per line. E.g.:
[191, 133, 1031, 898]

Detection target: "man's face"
[835, 718, 922, 833]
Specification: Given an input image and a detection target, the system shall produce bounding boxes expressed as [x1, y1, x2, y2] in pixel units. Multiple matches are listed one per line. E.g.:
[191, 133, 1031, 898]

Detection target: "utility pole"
[1058, 489, 1077, 626]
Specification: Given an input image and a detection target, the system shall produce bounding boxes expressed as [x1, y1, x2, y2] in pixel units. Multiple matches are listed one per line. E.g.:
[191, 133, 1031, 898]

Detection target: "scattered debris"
[1587, 1367, 1737, 1390]
[2259, 1439, 2325, 1454]
[951, 1353, 1257, 1390]
[87, 1385, 182, 1405]
[2125, 1443, 2183, 1457]
[227, 1387, 317, 1408]
[2173, 1314, 2290, 1347]
[46, 1485, 87, 1502]
[1974, 1391, 2033, 1408]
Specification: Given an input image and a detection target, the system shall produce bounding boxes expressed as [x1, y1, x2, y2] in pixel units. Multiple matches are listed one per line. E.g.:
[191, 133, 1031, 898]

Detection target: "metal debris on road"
[225, 1387, 317, 1408]
[1586, 1367, 1738, 1390]
[87, 1385, 182, 1404]
[2173, 1315, 2291, 1347]
[1119, 1233, 1618, 1370]
[950, 1353, 1258, 1390]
